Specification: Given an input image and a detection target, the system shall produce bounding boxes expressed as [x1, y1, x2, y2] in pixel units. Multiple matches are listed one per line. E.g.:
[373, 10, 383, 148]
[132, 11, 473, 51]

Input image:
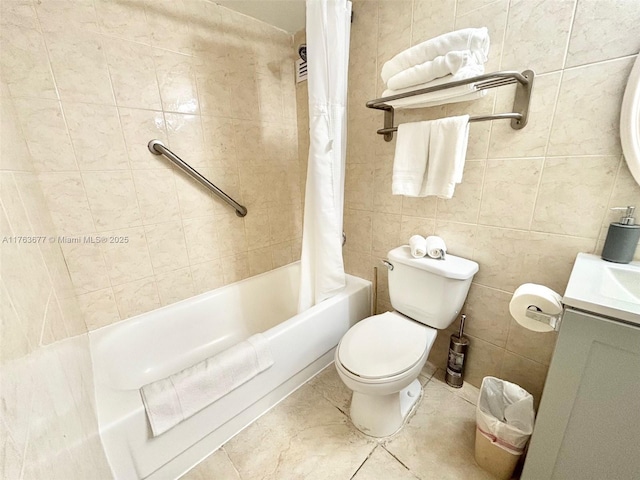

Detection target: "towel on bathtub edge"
[140, 333, 274, 437]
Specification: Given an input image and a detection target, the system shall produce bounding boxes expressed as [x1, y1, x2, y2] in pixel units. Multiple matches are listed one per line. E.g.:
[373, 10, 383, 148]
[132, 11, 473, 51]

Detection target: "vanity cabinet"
[521, 308, 640, 480]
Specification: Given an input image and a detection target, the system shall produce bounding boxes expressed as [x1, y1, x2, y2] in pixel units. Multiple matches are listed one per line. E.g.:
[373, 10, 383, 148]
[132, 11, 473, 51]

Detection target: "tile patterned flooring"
[182, 362, 502, 480]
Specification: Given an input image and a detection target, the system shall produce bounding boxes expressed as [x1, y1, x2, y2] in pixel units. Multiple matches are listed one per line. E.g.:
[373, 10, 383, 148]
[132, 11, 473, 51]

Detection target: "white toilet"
[335, 245, 479, 437]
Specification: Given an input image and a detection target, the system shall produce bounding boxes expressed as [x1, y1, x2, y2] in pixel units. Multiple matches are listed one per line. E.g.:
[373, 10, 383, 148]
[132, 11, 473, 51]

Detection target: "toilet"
[335, 245, 479, 437]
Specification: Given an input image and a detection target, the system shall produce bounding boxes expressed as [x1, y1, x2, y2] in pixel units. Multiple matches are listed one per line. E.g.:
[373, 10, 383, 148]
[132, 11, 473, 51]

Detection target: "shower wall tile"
[156, 267, 196, 306]
[38, 172, 95, 235]
[82, 171, 142, 231]
[101, 227, 154, 285]
[64, 103, 129, 171]
[144, 220, 190, 274]
[112, 278, 161, 319]
[34, 0, 99, 33]
[566, 0, 640, 68]
[76, 288, 120, 331]
[12, 98, 78, 172]
[45, 30, 114, 105]
[0, 24, 57, 99]
[345, 0, 638, 394]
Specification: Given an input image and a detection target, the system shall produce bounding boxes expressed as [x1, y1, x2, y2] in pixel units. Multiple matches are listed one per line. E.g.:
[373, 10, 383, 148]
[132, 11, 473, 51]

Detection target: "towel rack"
[147, 140, 248, 217]
[366, 70, 535, 141]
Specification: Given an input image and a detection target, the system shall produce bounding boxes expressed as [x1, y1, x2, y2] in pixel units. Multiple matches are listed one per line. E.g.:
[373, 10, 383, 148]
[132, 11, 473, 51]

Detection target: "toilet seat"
[337, 311, 436, 380]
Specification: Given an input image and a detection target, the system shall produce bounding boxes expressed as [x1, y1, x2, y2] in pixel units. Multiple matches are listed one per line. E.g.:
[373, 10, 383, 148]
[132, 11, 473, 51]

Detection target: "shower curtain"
[298, 0, 352, 312]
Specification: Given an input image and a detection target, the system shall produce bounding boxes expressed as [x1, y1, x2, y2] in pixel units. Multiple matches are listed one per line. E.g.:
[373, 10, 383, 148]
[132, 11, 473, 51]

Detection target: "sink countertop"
[563, 253, 640, 326]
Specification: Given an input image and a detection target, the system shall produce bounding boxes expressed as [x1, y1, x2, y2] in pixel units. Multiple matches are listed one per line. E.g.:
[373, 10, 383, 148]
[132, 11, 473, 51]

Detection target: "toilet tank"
[387, 246, 479, 329]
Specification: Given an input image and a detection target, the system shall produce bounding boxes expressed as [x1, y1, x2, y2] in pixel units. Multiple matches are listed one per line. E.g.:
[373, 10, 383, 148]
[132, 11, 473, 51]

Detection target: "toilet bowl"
[335, 246, 478, 437]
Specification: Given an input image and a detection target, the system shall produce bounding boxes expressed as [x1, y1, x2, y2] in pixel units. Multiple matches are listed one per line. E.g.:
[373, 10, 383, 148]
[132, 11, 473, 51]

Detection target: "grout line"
[561, 0, 580, 70]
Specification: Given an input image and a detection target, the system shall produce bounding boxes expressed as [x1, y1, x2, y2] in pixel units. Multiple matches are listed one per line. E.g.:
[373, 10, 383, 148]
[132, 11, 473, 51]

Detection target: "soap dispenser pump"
[601, 206, 640, 264]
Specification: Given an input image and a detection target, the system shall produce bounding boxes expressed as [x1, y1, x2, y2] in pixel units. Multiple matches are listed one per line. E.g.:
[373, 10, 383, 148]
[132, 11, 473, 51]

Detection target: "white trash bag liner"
[476, 376, 535, 455]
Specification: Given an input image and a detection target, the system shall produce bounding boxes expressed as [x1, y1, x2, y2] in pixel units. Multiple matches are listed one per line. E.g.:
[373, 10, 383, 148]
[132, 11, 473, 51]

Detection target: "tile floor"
[182, 362, 506, 480]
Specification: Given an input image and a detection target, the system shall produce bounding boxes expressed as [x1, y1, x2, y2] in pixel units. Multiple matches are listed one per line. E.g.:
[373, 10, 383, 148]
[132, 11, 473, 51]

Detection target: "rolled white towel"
[425, 236, 447, 259]
[409, 235, 427, 258]
[381, 27, 490, 83]
[386, 51, 482, 91]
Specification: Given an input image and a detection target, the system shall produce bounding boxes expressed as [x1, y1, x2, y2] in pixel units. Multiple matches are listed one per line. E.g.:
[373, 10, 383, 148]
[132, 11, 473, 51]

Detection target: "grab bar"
[147, 140, 247, 217]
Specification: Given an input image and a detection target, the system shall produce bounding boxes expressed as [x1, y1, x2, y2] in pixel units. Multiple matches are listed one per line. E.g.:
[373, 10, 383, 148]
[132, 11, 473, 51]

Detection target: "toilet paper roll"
[425, 236, 447, 259]
[509, 283, 563, 333]
[409, 235, 427, 258]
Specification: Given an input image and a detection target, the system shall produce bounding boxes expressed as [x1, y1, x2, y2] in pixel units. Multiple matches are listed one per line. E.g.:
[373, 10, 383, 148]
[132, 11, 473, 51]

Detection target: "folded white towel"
[392, 122, 432, 196]
[421, 115, 470, 198]
[392, 115, 469, 199]
[386, 51, 483, 91]
[425, 236, 447, 259]
[383, 71, 486, 109]
[140, 333, 274, 437]
[381, 27, 490, 83]
[409, 235, 427, 258]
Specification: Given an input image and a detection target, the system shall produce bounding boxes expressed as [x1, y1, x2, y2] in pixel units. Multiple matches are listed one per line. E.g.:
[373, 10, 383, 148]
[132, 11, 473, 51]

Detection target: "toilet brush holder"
[445, 314, 469, 388]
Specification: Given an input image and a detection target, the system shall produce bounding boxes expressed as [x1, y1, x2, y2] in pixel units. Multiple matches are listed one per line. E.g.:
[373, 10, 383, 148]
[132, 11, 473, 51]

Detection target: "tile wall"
[1, 0, 302, 336]
[343, 0, 640, 402]
[1, 0, 301, 476]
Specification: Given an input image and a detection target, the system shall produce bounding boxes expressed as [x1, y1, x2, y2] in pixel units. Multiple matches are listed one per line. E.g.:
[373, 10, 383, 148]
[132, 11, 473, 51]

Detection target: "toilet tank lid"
[388, 246, 479, 280]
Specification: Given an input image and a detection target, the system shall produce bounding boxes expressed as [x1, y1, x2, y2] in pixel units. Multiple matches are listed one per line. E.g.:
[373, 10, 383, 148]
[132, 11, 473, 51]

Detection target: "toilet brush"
[445, 314, 469, 388]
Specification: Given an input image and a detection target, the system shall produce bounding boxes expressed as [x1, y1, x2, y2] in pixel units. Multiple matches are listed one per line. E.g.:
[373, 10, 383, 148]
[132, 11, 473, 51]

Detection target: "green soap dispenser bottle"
[601, 206, 640, 264]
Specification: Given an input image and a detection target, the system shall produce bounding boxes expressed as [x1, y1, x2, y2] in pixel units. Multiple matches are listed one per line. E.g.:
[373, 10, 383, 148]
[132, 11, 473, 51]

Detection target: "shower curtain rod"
[147, 140, 248, 217]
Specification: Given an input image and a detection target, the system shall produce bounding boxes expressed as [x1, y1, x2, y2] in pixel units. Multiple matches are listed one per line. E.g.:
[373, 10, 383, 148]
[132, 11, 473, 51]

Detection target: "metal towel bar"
[366, 70, 535, 141]
[147, 140, 247, 217]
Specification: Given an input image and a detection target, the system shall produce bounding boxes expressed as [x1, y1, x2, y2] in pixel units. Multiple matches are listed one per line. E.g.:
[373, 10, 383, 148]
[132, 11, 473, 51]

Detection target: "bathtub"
[89, 262, 371, 479]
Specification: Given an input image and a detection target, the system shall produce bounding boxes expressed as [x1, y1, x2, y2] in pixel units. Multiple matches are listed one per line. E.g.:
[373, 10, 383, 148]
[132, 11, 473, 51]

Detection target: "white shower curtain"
[298, 0, 352, 312]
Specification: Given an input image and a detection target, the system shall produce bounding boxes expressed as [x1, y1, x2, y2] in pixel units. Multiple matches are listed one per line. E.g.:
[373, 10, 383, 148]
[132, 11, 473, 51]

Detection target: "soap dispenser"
[601, 206, 640, 264]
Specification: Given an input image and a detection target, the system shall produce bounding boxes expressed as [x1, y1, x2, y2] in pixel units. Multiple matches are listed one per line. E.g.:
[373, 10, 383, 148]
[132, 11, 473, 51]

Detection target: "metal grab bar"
[147, 140, 247, 217]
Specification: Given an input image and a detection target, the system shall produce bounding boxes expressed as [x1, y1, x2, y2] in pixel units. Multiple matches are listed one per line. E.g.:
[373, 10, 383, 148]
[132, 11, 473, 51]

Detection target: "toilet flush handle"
[381, 260, 394, 271]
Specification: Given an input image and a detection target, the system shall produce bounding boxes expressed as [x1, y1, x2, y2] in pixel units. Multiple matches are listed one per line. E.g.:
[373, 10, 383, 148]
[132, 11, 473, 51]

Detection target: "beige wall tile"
[436, 160, 485, 224]
[566, 0, 640, 68]
[118, 108, 170, 170]
[462, 283, 512, 348]
[132, 169, 181, 225]
[479, 157, 543, 229]
[501, 0, 575, 74]
[77, 287, 120, 330]
[376, 0, 412, 92]
[344, 209, 373, 254]
[153, 49, 199, 114]
[411, 0, 456, 46]
[271, 241, 294, 268]
[183, 215, 221, 264]
[0, 24, 57, 99]
[500, 352, 548, 407]
[104, 38, 161, 110]
[64, 103, 129, 171]
[372, 212, 402, 257]
[464, 335, 505, 390]
[94, 0, 150, 44]
[506, 319, 557, 366]
[0, 97, 32, 172]
[548, 57, 634, 156]
[156, 267, 195, 306]
[165, 112, 207, 167]
[101, 227, 154, 285]
[144, 220, 190, 274]
[244, 207, 270, 250]
[248, 247, 273, 276]
[399, 215, 435, 243]
[345, 163, 375, 212]
[112, 277, 160, 320]
[13, 99, 77, 172]
[473, 226, 528, 292]
[0, 280, 32, 363]
[374, 155, 403, 214]
[434, 221, 476, 259]
[34, 0, 99, 33]
[45, 30, 114, 105]
[531, 156, 618, 238]
[82, 171, 142, 231]
[38, 172, 95, 235]
[489, 73, 561, 158]
[60, 242, 110, 295]
[221, 253, 250, 284]
[190, 259, 225, 295]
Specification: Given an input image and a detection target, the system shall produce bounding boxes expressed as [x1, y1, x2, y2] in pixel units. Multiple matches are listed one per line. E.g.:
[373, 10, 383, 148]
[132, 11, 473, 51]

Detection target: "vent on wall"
[296, 44, 307, 83]
[296, 58, 307, 83]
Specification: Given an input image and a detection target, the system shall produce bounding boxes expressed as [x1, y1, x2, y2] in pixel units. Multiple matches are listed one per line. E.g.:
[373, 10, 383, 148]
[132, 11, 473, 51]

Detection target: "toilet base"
[350, 379, 422, 438]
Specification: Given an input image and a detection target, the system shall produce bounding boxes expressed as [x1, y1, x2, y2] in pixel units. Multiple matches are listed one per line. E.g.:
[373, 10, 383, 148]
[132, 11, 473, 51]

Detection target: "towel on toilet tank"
[140, 333, 274, 436]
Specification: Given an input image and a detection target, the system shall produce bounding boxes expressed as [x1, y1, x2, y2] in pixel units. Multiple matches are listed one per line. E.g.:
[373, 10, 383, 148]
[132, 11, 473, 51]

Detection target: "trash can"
[475, 377, 535, 480]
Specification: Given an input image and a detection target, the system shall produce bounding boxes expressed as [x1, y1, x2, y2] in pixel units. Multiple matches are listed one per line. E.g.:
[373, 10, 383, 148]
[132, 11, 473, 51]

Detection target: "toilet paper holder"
[526, 306, 562, 330]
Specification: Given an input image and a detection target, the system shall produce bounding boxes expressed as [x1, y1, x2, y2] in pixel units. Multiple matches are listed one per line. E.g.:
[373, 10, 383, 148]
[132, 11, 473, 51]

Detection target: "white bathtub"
[90, 262, 371, 479]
